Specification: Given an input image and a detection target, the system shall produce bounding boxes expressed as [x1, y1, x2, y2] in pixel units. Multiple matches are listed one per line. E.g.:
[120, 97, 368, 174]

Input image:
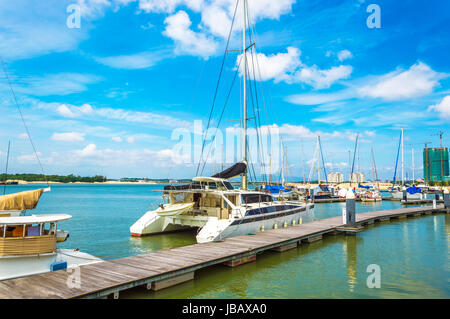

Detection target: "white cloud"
[138, 0, 203, 13]
[39, 101, 190, 129]
[18, 133, 28, 139]
[428, 95, 450, 120]
[337, 50, 353, 62]
[127, 136, 136, 143]
[359, 62, 446, 101]
[17, 152, 42, 163]
[238, 47, 352, 89]
[241, 47, 301, 82]
[0, 0, 131, 61]
[71, 143, 178, 166]
[95, 107, 190, 128]
[163, 10, 218, 58]
[112, 136, 123, 142]
[96, 51, 169, 69]
[56, 104, 94, 118]
[75, 143, 98, 157]
[292, 64, 353, 89]
[286, 90, 353, 105]
[11, 73, 102, 96]
[51, 132, 86, 142]
[201, 5, 232, 38]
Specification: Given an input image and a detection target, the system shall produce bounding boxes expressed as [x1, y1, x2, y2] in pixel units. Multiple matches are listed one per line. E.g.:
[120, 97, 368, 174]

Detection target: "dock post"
[343, 189, 356, 226]
[443, 189, 449, 209]
[433, 198, 437, 209]
[402, 190, 407, 201]
[435, 192, 440, 201]
[310, 188, 314, 203]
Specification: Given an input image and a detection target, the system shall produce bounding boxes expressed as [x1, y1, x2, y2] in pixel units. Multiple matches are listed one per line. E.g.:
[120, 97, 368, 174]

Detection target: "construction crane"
[431, 131, 444, 148]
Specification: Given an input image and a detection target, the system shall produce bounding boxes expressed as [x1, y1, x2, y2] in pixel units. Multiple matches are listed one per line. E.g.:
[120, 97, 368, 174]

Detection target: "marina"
[0, 202, 446, 299]
[0, 0, 449, 302]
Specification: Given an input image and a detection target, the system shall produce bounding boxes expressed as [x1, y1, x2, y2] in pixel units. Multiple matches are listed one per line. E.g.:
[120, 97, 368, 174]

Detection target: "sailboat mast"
[317, 137, 321, 184]
[401, 128, 404, 185]
[412, 145, 415, 182]
[241, 0, 248, 190]
[281, 142, 285, 186]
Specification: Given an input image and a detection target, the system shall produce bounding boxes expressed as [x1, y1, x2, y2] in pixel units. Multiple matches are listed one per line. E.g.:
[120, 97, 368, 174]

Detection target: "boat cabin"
[161, 177, 278, 220]
[0, 214, 71, 256]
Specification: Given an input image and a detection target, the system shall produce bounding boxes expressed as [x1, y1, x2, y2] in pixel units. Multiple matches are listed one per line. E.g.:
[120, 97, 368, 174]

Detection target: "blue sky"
[0, 0, 449, 180]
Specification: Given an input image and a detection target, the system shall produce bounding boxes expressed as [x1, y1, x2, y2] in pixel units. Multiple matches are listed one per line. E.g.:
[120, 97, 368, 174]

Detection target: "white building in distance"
[328, 172, 344, 183]
[350, 172, 365, 183]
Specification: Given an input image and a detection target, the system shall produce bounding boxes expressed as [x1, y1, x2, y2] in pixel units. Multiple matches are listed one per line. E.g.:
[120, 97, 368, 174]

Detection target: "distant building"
[350, 172, 365, 183]
[328, 172, 344, 183]
[423, 147, 450, 182]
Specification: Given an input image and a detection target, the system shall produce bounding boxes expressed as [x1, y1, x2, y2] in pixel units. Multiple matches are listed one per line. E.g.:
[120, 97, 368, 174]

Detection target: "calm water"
[4, 184, 449, 298]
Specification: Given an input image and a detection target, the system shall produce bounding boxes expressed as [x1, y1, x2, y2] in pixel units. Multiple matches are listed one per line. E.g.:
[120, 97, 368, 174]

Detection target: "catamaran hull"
[196, 204, 315, 243]
[130, 211, 197, 237]
[0, 249, 102, 281]
[131, 204, 315, 243]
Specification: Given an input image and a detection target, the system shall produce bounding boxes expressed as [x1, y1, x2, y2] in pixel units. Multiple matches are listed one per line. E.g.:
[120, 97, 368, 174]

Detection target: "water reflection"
[342, 235, 362, 292]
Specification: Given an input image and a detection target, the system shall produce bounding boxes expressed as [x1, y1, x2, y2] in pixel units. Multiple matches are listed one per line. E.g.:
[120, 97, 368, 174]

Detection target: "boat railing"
[0, 234, 56, 256]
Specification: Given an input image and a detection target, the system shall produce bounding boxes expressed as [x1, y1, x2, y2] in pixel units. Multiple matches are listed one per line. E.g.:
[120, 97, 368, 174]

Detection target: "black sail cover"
[212, 161, 247, 179]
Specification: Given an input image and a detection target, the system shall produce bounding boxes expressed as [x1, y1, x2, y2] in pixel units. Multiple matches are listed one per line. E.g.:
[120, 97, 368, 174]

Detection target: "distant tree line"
[2, 173, 106, 183]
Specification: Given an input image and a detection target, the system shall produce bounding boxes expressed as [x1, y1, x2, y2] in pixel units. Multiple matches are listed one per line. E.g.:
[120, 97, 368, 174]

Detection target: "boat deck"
[0, 205, 446, 299]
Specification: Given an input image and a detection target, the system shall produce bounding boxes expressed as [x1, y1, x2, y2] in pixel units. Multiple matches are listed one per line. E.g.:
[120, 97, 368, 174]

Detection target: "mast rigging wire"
[0, 57, 49, 187]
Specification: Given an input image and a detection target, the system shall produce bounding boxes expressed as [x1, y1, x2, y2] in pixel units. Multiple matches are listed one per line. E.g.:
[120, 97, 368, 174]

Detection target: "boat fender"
[50, 261, 68, 272]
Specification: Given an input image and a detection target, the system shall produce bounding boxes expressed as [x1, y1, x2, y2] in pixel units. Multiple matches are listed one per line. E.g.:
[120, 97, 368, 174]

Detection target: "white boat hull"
[0, 249, 102, 281]
[131, 203, 315, 243]
[391, 191, 423, 200]
[197, 203, 315, 243]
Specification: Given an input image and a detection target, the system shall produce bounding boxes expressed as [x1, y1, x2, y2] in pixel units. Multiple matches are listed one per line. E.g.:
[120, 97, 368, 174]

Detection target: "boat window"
[241, 193, 274, 204]
[209, 182, 217, 189]
[223, 181, 234, 190]
[26, 224, 41, 237]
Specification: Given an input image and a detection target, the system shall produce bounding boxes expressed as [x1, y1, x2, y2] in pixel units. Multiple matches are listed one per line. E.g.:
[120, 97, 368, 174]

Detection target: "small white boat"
[360, 190, 382, 202]
[156, 202, 194, 216]
[0, 213, 101, 281]
[0, 190, 101, 281]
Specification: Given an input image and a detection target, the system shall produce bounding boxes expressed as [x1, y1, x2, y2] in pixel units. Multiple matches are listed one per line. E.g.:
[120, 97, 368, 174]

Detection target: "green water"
[4, 184, 449, 298]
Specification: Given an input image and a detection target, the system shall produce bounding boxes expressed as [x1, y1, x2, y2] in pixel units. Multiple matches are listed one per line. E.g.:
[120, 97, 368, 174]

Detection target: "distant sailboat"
[390, 129, 423, 200]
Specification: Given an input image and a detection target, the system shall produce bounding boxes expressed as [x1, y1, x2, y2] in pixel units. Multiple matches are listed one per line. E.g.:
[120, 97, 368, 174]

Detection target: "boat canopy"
[406, 185, 421, 195]
[264, 184, 291, 194]
[0, 189, 45, 211]
[0, 214, 71, 225]
[313, 185, 330, 193]
[212, 161, 247, 180]
[358, 183, 373, 189]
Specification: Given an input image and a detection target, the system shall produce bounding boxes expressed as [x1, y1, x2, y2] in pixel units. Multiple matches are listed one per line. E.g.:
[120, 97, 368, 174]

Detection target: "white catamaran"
[130, 0, 315, 243]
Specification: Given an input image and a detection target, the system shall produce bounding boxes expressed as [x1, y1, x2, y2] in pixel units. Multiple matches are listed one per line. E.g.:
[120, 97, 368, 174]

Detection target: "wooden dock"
[401, 199, 443, 205]
[0, 204, 447, 299]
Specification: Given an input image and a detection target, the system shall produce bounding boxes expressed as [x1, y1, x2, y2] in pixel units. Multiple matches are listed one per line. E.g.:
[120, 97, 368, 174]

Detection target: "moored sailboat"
[130, 0, 315, 243]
